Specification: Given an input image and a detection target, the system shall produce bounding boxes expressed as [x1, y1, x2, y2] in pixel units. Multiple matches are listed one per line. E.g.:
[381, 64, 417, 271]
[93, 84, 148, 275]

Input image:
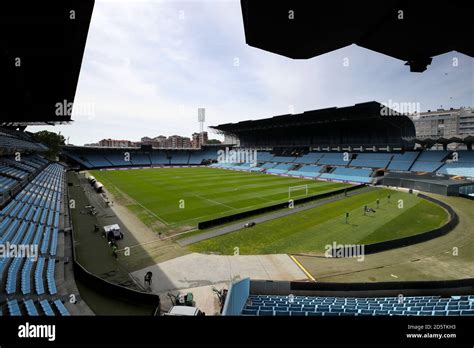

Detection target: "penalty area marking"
[290, 255, 316, 281]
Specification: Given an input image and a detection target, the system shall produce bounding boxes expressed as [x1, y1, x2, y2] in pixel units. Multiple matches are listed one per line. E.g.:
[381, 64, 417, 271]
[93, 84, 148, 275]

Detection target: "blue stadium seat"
[54, 300, 70, 316]
[241, 294, 474, 316]
[24, 300, 39, 316]
[40, 300, 55, 316]
[7, 299, 22, 316]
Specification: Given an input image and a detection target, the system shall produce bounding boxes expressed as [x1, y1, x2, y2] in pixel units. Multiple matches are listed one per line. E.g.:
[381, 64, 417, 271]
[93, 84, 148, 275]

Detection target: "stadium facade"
[409, 107, 474, 150]
[211, 102, 416, 150]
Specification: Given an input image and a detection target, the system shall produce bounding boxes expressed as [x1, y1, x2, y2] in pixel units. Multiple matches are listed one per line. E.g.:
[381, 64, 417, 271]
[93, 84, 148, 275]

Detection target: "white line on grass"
[98, 176, 170, 226]
[194, 193, 236, 210]
[133, 200, 170, 226]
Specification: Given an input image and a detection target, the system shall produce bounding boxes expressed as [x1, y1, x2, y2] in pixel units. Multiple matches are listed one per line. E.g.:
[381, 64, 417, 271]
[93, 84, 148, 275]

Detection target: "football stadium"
[0, 0, 473, 345]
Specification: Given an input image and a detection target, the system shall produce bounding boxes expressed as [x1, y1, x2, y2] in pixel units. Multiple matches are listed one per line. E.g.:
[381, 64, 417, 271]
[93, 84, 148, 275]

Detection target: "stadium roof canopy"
[0, 1, 95, 127]
[211, 101, 416, 149]
[240, 0, 473, 72]
[406, 135, 474, 148]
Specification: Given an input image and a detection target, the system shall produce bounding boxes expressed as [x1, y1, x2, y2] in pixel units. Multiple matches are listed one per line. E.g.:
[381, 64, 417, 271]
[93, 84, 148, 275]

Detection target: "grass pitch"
[90, 167, 351, 232]
[90, 168, 449, 255]
[189, 188, 449, 255]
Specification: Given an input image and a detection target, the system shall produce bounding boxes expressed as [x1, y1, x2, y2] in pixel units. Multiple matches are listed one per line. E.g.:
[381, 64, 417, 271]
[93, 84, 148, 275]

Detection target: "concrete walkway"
[132, 253, 308, 293]
[177, 186, 374, 246]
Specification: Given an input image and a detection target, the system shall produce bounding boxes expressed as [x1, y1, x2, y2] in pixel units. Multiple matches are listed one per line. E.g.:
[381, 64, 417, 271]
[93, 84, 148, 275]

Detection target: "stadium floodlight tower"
[198, 107, 205, 147]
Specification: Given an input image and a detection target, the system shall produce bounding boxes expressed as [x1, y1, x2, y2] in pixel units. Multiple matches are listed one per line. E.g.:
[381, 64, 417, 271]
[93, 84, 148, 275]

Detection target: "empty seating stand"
[169, 152, 189, 165]
[260, 162, 277, 169]
[388, 152, 419, 171]
[0, 163, 65, 316]
[255, 151, 274, 162]
[350, 153, 392, 169]
[318, 153, 350, 166]
[267, 163, 293, 174]
[437, 151, 474, 178]
[320, 167, 373, 184]
[150, 153, 168, 165]
[207, 150, 474, 180]
[0, 130, 47, 152]
[242, 295, 474, 316]
[272, 156, 296, 163]
[294, 152, 324, 164]
[410, 151, 449, 172]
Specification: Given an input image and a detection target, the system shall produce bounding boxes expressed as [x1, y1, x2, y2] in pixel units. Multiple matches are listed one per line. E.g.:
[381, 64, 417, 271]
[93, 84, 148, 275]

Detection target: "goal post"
[288, 184, 308, 199]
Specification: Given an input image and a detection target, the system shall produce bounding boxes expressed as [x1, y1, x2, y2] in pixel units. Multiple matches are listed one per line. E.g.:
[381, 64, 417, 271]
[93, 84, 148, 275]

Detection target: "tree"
[31, 130, 65, 159]
[206, 139, 222, 144]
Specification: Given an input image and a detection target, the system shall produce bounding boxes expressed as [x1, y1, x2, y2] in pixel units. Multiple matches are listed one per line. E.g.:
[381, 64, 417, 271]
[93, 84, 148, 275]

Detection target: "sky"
[30, 0, 473, 145]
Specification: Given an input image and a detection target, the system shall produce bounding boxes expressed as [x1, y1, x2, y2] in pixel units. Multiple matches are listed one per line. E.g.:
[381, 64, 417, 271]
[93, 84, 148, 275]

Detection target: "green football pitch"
[90, 167, 449, 255]
[90, 167, 351, 231]
[189, 188, 449, 255]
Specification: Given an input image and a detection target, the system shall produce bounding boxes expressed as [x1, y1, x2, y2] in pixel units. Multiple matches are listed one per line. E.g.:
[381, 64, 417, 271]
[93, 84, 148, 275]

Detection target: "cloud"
[29, 0, 473, 145]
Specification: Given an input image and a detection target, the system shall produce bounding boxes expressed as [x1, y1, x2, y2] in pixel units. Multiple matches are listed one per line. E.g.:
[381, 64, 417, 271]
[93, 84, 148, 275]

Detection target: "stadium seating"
[54, 299, 70, 316]
[64, 146, 474, 178]
[387, 152, 419, 171]
[130, 153, 152, 166]
[255, 151, 274, 162]
[0, 163, 66, 316]
[40, 300, 55, 316]
[320, 167, 373, 183]
[294, 152, 324, 164]
[436, 151, 474, 178]
[260, 162, 277, 169]
[0, 176, 17, 194]
[284, 165, 323, 178]
[437, 163, 474, 178]
[150, 152, 168, 165]
[169, 152, 189, 165]
[24, 299, 39, 316]
[242, 294, 474, 316]
[297, 165, 323, 174]
[7, 299, 21, 316]
[318, 153, 351, 166]
[0, 129, 48, 153]
[0, 165, 29, 179]
[272, 156, 296, 163]
[249, 166, 265, 172]
[0, 154, 46, 199]
[82, 154, 114, 167]
[104, 153, 130, 166]
[410, 151, 449, 172]
[61, 150, 94, 168]
[350, 153, 392, 168]
[188, 149, 218, 164]
[1, 158, 37, 173]
[267, 163, 294, 174]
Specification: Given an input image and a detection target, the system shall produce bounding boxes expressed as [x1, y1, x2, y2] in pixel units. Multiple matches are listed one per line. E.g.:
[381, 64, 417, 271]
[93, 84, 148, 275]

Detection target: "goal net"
[288, 185, 308, 199]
